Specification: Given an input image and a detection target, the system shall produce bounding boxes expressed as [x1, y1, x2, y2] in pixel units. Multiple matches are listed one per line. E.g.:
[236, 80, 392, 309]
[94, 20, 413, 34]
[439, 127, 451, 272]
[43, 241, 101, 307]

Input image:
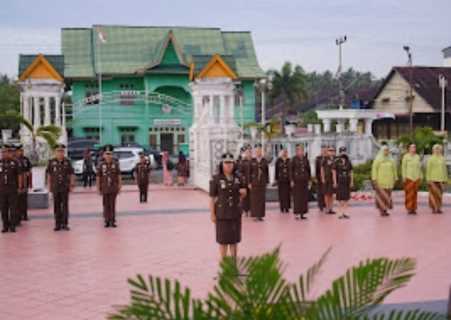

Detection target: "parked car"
[73, 146, 157, 176]
[67, 139, 99, 161]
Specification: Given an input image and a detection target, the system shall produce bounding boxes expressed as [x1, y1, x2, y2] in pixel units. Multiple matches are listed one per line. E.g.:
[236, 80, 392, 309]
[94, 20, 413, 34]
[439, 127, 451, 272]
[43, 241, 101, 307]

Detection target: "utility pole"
[439, 74, 448, 132]
[336, 35, 347, 110]
[403, 45, 414, 136]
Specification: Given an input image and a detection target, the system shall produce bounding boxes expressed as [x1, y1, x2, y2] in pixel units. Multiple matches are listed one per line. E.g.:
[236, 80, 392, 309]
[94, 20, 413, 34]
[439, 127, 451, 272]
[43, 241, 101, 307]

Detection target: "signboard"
[153, 119, 182, 127]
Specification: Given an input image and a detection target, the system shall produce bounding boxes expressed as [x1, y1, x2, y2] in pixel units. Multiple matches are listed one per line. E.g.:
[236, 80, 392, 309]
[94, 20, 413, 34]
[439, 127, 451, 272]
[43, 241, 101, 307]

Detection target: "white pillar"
[44, 96, 50, 125]
[33, 96, 40, 127]
[349, 118, 358, 132]
[55, 96, 61, 126]
[365, 119, 373, 136]
[336, 120, 344, 133]
[323, 119, 331, 133]
[62, 102, 66, 127]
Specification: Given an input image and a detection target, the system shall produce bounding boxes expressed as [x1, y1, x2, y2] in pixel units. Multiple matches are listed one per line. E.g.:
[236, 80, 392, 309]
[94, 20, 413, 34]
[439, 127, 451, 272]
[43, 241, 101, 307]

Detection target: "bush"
[352, 160, 373, 191]
[397, 127, 443, 155]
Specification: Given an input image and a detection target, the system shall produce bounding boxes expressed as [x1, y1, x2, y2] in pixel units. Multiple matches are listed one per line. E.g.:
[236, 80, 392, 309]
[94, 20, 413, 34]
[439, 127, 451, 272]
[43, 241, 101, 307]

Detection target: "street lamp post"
[257, 78, 272, 149]
[439, 74, 448, 133]
[336, 35, 347, 110]
[403, 45, 414, 136]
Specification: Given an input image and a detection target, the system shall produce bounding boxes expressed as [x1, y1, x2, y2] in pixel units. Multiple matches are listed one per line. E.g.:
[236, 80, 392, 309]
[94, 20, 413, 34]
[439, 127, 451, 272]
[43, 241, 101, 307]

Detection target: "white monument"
[189, 78, 241, 191]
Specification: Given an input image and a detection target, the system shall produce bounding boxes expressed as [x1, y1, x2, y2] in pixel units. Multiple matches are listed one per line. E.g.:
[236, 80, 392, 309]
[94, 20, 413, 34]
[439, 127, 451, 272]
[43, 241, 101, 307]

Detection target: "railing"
[71, 90, 192, 117]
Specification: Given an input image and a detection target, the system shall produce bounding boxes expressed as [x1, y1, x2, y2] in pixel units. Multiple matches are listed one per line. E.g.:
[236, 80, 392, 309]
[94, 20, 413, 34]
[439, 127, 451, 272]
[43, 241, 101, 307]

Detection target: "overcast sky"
[1, 0, 450, 78]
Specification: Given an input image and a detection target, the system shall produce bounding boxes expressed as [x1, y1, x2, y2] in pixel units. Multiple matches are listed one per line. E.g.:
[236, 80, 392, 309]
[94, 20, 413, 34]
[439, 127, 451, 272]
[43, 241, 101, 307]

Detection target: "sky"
[0, 0, 450, 78]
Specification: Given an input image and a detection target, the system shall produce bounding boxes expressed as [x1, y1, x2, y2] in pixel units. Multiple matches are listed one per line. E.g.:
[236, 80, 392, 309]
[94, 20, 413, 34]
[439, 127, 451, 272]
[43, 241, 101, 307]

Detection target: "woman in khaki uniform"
[333, 147, 353, 219]
[275, 147, 291, 213]
[249, 144, 269, 221]
[209, 153, 247, 259]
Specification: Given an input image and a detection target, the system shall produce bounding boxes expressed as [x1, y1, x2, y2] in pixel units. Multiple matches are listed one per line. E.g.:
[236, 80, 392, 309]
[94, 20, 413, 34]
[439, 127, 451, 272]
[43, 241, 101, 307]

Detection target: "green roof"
[18, 54, 64, 77]
[61, 25, 265, 79]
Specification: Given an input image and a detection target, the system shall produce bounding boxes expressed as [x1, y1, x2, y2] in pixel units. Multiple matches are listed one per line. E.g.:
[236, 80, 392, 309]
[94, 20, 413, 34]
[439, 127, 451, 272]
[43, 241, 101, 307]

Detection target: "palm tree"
[268, 62, 308, 134]
[0, 111, 61, 163]
[109, 248, 445, 320]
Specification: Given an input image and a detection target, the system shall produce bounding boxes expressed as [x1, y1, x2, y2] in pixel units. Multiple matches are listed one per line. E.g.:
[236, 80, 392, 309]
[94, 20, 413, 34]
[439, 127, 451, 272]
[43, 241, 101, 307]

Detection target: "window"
[177, 134, 185, 144]
[50, 97, 56, 125]
[83, 127, 100, 140]
[149, 134, 157, 149]
[31, 98, 35, 125]
[213, 95, 220, 124]
[85, 83, 99, 105]
[39, 98, 45, 126]
[120, 84, 137, 105]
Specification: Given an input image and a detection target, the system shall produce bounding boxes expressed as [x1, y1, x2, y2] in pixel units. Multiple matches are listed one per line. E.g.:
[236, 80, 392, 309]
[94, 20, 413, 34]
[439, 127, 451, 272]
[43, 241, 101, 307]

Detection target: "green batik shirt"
[371, 156, 397, 189]
[426, 155, 448, 182]
[401, 153, 422, 181]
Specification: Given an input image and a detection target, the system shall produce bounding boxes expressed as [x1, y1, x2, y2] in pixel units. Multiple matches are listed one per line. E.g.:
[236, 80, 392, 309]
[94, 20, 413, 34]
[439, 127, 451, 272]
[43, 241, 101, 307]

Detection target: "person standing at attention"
[401, 144, 422, 215]
[426, 144, 448, 214]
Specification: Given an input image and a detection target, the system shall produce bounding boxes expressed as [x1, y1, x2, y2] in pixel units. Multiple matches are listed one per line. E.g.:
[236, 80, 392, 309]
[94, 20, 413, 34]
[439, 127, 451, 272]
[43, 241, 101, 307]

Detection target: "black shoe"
[10, 227, 16, 233]
[104, 221, 110, 228]
[300, 215, 307, 220]
[62, 225, 70, 231]
[328, 210, 337, 215]
[111, 222, 117, 228]
[54, 226, 61, 231]
[23, 217, 29, 221]
[2, 228, 8, 233]
[343, 214, 350, 219]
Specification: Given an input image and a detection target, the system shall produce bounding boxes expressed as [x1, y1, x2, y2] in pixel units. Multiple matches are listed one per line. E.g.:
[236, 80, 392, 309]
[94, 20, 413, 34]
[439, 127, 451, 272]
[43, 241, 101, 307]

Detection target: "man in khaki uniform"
[16, 144, 32, 222]
[47, 144, 75, 231]
[249, 143, 269, 221]
[134, 152, 151, 203]
[97, 145, 122, 228]
[0, 144, 23, 233]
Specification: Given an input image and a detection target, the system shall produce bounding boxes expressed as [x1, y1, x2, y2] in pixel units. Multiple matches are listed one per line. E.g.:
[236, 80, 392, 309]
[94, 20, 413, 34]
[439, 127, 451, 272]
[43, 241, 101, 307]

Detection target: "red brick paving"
[0, 186, 450, 319]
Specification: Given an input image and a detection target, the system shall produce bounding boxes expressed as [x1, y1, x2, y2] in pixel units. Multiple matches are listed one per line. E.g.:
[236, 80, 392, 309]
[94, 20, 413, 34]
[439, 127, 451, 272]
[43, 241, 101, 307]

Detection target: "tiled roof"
[374, 66, 451, 111]
[61, 25, 265, 79]
[18, 54, 64, 77]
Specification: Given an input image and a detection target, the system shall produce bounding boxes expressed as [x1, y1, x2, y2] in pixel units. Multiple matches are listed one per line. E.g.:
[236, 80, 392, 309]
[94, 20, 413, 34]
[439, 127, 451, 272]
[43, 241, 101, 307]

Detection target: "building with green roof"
[60, 25, 265, 154]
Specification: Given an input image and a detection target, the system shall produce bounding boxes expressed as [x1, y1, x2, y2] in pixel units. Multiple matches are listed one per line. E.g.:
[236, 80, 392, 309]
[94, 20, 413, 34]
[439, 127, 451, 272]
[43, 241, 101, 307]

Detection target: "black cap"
[139, 151, 145, 156]
[55, 143, 66, 150]
[103, 144, 114, 152]
[15, 144, 23, 150]
[254, 143, 262, 148]
[339, 146, 347, 153]
[240, 147, 246, 153]
[1, 144, 11, 150]
[221, 153, 234, 162]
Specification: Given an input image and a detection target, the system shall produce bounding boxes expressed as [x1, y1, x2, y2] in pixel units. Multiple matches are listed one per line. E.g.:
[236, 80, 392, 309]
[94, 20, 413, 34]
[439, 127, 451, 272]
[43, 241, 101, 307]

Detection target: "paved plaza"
[1, 186, 450, 319]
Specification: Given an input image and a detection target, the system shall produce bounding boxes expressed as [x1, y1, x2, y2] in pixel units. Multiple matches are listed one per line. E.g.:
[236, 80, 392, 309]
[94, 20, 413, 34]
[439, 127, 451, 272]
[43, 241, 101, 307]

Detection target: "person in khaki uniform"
[274, 147, 291, 213]
[46, 144, 75, 231]
[321, 146, 337, 214]
[134, 152, 151, 203]
[249, 143, 269, 222]
[97, 145, 122, 228]
[333, 147, 353, 219]
[237, 146, 252, 217]
[209, 153, 247, 259]
[315, 145, 327, 212]
[16, 144, 32, 222]
[290, 144, 311, 220]
[0, 144, 23, 233]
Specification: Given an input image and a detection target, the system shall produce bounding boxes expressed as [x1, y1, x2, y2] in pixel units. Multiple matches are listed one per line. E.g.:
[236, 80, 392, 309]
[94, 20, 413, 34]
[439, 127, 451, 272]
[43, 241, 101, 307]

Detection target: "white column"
[365, 119, 373, 136]
[220, 95, 226, 125]
[228, 95, 234, 124]
[208, 95, 214, 125]
[33, 96, 40, 127]
[323, 119, 331, 133]
[55, 96, 61, 126]
[336, 120, 344, 133]
[62, 102, 66, 127]
[44, 96, 50, 125]
[349, 118, 358, 132]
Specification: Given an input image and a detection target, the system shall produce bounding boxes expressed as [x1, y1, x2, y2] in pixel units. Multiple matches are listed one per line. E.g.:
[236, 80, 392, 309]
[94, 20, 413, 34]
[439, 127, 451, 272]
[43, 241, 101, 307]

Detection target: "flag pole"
[96, 27, 104, 145]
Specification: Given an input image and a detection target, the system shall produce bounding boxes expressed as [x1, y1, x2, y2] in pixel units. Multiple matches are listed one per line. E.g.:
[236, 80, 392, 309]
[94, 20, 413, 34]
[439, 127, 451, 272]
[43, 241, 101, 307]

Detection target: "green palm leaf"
[109, 275, 213, 320]
[358, 309, 445, 320]
[207, 248, 291, 320]
[304, 257, 417, 320]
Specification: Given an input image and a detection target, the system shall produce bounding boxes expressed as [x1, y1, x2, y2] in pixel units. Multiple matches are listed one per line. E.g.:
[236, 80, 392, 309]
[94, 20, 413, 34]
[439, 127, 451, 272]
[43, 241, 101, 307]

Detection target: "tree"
[268, 62, 309, 133]
[397, 127, 443, 156]
[0, 78, 20, 131]
[0, 112, 61, 163]
[109, 248, 445, 320]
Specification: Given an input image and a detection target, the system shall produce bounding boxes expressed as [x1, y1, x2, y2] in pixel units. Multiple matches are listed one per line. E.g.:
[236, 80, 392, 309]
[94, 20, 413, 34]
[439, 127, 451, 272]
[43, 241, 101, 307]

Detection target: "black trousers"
[139, 184, 148, 203]
[1, 192, 18, 229]
[17, 191, 28, 220]
[53, 191, 69, 227]
[82, 171, 94, 187]
[103, 193, 117, 222]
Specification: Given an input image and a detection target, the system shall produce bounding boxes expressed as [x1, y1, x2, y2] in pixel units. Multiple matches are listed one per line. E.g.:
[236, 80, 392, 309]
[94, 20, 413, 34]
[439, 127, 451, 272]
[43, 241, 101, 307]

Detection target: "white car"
[73, 147, 157, 176]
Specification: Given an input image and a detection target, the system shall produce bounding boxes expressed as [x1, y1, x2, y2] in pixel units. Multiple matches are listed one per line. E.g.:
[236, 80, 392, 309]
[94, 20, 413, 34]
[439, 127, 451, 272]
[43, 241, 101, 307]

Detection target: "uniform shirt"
[290, 156, 311, 182]
[0, 158, 21, 192]
[46, 158, 74, 193]
[209, 173, 245, 220]
[249, 158, 269, 187]
[97, 160, 121, 194]
[334, 156, 353, 180]
[321, 156, 335, 184]
[401, 153, 422, 181]
[237, 158, 251, 186]
[18, 156, 32, 189]
[275, 157, 291, 183]
[135, 161, 151, 185]
[426, 155, 448, 182]
[371, 156, 397, 189]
